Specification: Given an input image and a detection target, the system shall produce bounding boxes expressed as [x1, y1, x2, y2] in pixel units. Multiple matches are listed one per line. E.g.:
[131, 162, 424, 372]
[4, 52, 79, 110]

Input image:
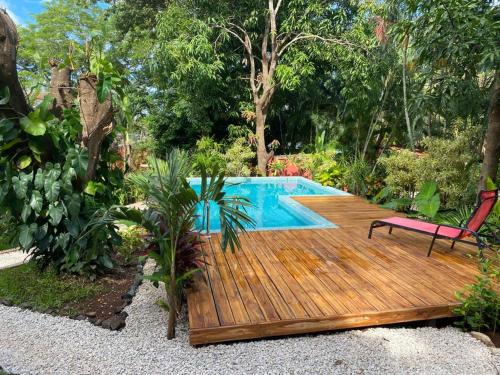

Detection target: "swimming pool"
[189, 177, 349, 231]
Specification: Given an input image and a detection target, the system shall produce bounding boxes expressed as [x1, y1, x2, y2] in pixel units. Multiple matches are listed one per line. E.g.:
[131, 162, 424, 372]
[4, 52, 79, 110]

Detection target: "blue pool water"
[189, 177, 348, 231]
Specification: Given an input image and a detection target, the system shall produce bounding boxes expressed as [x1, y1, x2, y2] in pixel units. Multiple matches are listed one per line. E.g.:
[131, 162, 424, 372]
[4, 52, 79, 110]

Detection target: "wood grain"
[186, 195, 478, 345]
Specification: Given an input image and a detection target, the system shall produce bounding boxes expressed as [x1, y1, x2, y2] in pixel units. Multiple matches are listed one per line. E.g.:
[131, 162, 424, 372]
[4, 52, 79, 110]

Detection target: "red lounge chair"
[368, 189, 498, 256]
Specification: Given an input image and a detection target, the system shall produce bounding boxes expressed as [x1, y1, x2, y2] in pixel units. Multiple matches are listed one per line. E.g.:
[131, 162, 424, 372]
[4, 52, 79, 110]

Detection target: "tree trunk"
[166, 264, 177, 339]
[78, 73, 113, 182]
[0, 10, 30, 118]
[255, 103, 269, 175]
[48, 58, 74, 118]
[478, 71, 500, 191]
[402, 33, 414, 149]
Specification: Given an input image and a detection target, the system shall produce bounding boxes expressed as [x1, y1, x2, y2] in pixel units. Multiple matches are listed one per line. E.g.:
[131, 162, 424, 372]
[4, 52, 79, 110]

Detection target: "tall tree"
[212, 0, 358, 173]
[402, 0, 499, 189]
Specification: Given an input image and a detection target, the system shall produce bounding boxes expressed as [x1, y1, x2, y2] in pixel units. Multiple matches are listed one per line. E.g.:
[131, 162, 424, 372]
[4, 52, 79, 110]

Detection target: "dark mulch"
[62, 262, 139, 322]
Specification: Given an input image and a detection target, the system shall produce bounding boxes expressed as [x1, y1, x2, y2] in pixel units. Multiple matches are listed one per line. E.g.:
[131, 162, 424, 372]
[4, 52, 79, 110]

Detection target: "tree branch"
[278, 33, 360, 57]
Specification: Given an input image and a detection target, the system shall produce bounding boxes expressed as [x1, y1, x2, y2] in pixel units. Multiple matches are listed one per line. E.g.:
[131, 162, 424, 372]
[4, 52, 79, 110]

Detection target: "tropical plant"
[268, 159, 287, 177]
[413, 181, 441, 220]
[124, 149, 254, 339]
[341, 158, 372, 196]
[191, 136, 225, 174]
[454, 253, 500, 334]
[222, 137, 254, 177]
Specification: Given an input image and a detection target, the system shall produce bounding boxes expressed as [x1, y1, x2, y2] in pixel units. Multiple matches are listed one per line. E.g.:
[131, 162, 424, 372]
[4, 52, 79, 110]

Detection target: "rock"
[19, 302, 32, 309]
[74, 315, 87, 321]
[470, 331, 495, 348]
[118, 311, 128, 319]
[94, 319, 103, 326]
[101, 315, 126, 331]
[85, 311, 97, 318]
[0, 299, 12, 306]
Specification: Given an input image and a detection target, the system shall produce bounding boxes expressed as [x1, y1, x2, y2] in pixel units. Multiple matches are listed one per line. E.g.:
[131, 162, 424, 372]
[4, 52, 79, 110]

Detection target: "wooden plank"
[238, 233, 300, 320]
[189, 304, 457, 345]
[186, 257, 220, 329]
[205, 239, 251, 325]
[187, 195, 478, 345]
[245, 232, 323, 318]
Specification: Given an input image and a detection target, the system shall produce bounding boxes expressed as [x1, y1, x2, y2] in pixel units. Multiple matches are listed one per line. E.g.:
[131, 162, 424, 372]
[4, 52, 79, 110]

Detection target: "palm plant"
[124, 149, 254, 339]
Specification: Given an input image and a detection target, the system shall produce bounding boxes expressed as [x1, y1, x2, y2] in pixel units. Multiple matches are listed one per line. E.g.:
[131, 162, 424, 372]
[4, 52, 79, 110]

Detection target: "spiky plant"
[124, 149, 254, 339]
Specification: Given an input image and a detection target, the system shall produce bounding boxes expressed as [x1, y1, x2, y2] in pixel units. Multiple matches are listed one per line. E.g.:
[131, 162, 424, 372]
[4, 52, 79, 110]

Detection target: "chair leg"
[427, 235, 437, 257]
[450, 241, 455, 249]
[389, 227, 393, 235]
[368, 223, 374, 239]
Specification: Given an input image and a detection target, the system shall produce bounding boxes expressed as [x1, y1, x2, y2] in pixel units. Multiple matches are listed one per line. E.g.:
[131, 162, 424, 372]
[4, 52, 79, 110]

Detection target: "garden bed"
[0, 254, 144, 330]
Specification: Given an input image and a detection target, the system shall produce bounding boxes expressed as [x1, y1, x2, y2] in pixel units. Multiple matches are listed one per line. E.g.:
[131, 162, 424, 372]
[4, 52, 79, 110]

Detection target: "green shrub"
[116, 226, 146, 265]
[223, 137, 253, 176]
[379, 149, 421, 198]
[419, 134, 479, 208]
[0, 102, 124, 275]
[341, 158, 372, 196]
[380, 128, 479, 207]
[454, 254, 499, 334]
[268, 159, 287, 176]
[191, 136, 226, 173]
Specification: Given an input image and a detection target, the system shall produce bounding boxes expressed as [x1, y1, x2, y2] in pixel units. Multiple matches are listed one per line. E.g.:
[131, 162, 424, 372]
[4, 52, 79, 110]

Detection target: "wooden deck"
[186, 196, 478, 345]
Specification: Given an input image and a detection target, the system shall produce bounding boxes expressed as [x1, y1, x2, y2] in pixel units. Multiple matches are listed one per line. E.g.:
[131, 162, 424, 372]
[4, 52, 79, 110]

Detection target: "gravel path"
[0, 249, 29, 270]
[1, 263, 499, 375]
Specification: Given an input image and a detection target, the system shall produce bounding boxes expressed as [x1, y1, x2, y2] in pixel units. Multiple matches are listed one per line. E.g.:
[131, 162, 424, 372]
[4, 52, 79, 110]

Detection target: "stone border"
[0, 247, 20, 255]
[0, 259, 146, 332]
[469, 331, 499, 357]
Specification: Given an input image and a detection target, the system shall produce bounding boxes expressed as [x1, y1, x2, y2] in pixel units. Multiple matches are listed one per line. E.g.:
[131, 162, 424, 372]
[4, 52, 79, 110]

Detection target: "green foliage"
[268, 159, 287, 177]
[191, 137, 225, 174]
[380, 149, 421, 198]
[341, 158, 372, 196]
[0, 262, 102, 310]
[116, 226, 145, 265]
[418, 130, 480, 208]
[223, 137, 254, 177]
[380, 128, 480, 207]
[414, 181, 441, 219]
[454, 254, 499, 334]
[17, 0, 110, 98]
[4, 160, 120, 274]
[118, 150, 254, 337]
[1, 92, 125, 276]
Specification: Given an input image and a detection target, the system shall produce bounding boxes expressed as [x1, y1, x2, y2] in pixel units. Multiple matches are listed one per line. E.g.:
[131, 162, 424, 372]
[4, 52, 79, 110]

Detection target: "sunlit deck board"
[186, 195, 479, 345]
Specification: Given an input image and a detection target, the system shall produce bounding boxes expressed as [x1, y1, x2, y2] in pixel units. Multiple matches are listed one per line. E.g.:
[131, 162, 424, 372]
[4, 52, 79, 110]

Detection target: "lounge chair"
[368, 189, 498, 256]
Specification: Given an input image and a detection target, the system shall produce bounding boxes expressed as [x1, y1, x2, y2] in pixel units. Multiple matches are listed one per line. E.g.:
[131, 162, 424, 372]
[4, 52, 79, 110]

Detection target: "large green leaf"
[21, 202, 32, 223]
[38, 95, 54, 121]
[65, 193, 81, 219]
[0, 118, 19, 144]
[20, 111, 47, 136]
[48, 203, 64, 226]
[34, 168, 44, 189]
[19, 224, 37, 250]
[44, 180, 61, 202]
[416, 194, 441, 219]
[416, 181, 438, 200]
[12, 173, 32, 199]
[415, 181, 441, 218]
[17, 155, 32, 170]
[96, 73, 112, 103]
[29, 190, 43, 214]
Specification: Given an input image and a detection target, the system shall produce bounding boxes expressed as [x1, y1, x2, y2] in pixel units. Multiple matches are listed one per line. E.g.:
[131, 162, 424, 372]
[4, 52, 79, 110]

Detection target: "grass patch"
[0, 262, 102, 311]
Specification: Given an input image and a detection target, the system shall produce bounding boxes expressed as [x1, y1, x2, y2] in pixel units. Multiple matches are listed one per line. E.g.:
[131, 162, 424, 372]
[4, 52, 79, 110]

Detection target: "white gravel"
[1, 262, 499, 375]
